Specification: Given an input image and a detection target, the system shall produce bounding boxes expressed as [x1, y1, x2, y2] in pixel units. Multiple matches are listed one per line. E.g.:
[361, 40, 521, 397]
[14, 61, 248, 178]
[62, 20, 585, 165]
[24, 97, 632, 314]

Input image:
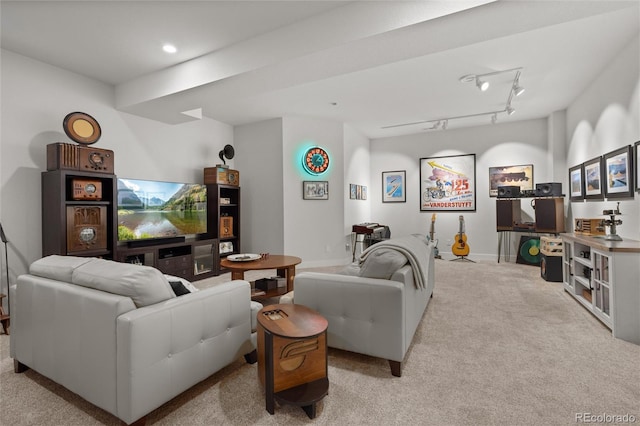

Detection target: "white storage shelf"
[561, 233, 640, 345]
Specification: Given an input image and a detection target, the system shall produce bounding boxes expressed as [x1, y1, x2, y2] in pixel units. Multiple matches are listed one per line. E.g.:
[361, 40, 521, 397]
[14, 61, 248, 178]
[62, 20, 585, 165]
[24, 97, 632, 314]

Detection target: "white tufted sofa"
[288, 235, 435, 377]
[10, 255, 261, 425]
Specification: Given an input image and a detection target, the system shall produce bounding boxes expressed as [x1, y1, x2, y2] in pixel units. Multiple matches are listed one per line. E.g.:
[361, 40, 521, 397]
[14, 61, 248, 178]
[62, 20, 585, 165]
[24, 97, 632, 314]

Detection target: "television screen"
[117, 178, 207, 242]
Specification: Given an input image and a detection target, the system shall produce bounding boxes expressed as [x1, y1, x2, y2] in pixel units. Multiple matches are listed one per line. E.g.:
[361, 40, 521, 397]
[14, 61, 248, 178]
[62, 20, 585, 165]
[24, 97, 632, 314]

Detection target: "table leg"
[231, 271, 244, 281]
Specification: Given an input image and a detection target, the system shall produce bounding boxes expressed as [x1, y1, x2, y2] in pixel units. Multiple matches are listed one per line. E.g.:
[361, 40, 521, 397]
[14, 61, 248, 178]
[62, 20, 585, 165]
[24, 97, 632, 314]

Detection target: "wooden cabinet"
[42, 170, 117, 258]
[116, 238, 219, 281]
[561, 233, 640, 344]
[207, 184, 240, 270]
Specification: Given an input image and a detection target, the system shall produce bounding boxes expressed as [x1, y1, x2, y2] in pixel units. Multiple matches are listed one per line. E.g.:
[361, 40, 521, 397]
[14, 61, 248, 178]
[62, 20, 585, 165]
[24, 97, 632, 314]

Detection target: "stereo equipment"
[574, 218, 605, 236]
[220, 216, 234, 238]
[72, 179, 102, 200]
[66, 206, 107, 253]
[535, 182, 563, 197]
[520, 189, 536, 198]
[540, 254, 563, 282]
[532, 197, 565, 233]
[204, 167, 239, 186]
[497, 185, 521, 198]
[496, 199, 521, 231]
[47, 143, 114, 174]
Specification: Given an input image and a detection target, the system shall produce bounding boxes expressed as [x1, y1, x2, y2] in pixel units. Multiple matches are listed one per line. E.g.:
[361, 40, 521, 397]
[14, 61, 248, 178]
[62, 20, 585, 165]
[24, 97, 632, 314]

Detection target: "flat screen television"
[117, 178, 207, 242]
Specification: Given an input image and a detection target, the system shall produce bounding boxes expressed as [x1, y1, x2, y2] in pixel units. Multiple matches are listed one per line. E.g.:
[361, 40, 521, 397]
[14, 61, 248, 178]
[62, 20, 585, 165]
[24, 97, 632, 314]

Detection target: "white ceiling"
[2, 1, 638, 139]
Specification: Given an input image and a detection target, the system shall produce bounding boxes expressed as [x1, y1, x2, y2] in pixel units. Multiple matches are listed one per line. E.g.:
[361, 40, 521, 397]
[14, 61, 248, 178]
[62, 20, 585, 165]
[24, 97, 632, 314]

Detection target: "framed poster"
[382, 170, 406, 203]
[635, 141, 640, 192]
[302, 181, 328, 200]
[583, 156, 604, 200]
[420, 154, 476, 211]
[362, 186, 367, 200]
[488, 164, 533, 197]
[569, 164, 584, 201]
[604, 145, 634, 199]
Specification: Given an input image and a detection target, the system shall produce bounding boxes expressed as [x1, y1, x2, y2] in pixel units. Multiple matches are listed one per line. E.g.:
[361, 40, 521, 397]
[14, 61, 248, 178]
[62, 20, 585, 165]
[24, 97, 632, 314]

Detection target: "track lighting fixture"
[491, 113, 497, 124]
[475, 77, 489, 91]
[512, 70, 525, 96]
[506, 106, 515, 115]
[442, 120, 448, 130]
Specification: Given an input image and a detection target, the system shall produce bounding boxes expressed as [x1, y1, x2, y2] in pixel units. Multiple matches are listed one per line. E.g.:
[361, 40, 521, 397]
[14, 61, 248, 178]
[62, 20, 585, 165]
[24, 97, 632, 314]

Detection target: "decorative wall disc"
[303, 146, 330, 175]
[63, 112, 101, 145]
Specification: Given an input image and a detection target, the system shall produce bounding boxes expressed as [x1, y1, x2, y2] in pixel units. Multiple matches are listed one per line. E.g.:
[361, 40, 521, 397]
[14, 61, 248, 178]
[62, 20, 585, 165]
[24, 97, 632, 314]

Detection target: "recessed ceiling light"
[162, 44, 177, 54]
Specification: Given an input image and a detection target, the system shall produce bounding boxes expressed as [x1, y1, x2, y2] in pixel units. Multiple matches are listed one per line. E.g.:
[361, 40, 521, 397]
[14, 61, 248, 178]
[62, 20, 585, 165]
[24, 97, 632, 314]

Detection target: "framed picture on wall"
[583, 156, 604, 200]
[302, 181, 329, 200]
[362, 186, 367, 200]
[382, 170, 406, 203]
[604, 145, 634, 199]
[635, 141, 640, 192]
[488, 164, 533, 197]
[349, 184, 357, 199]
[420, 154, 476, 211]
[569, 164, 584, 201]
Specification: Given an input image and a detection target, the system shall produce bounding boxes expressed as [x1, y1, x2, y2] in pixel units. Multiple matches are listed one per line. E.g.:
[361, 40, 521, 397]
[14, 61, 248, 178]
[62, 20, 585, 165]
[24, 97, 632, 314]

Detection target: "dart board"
[303, 147, 330, 175]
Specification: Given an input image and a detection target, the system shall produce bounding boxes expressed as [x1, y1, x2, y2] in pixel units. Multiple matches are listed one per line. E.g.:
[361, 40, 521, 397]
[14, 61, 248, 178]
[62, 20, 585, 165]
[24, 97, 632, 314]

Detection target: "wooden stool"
[0, 294, 9, 335]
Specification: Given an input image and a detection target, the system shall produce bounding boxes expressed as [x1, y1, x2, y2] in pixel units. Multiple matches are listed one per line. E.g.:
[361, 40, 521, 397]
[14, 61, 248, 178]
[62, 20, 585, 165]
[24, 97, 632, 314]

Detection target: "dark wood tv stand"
[116, 238, 219, 281]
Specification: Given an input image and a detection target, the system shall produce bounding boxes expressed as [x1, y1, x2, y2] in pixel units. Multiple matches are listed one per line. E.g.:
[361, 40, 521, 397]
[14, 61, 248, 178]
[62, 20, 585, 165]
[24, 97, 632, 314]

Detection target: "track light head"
[442, 120, 448, 130]
[491, 113, 497, 124]
[513, 84, 525, 96]
[506, 106, 515, 115]
[476, 77, 489, 91]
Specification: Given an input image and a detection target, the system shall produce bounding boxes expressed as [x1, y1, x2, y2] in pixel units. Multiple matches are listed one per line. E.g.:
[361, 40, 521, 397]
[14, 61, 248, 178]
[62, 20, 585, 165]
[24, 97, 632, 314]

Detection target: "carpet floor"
[1, 260, 638, 425]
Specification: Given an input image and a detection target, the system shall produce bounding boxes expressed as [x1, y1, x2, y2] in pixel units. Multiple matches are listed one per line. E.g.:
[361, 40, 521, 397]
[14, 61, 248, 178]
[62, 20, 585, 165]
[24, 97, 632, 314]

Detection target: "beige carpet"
[1, 260, 639, 425]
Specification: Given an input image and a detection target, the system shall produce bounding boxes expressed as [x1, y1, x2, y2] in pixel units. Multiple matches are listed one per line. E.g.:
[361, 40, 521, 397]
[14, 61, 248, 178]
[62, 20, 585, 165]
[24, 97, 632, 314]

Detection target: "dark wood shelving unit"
[42, 169, 117, 258]
[206, 183, 241, 272]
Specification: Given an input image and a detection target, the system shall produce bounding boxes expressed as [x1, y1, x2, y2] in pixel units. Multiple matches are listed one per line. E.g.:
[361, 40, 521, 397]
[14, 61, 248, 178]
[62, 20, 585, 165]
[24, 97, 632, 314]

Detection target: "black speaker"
[540, 254, 562, 282]
[497, 185, 521, 198]
[535, 182, 563, 197]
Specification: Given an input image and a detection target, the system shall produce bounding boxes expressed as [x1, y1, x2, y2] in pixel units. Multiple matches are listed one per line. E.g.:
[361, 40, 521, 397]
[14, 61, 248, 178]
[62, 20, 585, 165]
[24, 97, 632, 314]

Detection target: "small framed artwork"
[349, 184, 357, 199]
[488, 164, 533, 197]
[569, 164, 584, 201]
[583, 156, 604, 200]
[604, 145, 634, 199]
[382, 170, 406, 203]
[303, 181, 329, 200]
[361, 186, 367, 200]
[356, 185, 362, 200]
[635, 141, 640, 192]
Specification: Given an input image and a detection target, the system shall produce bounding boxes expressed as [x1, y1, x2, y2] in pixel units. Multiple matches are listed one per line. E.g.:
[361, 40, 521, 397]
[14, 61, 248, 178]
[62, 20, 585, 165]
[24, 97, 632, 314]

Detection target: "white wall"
[234, 118, 284, 254]
[566, 35, 639, 240]
[0, 50, 234, 291]
[343, 124, 371, 256]
[370, 118, 549, 261]
[282, 116, 347, 267]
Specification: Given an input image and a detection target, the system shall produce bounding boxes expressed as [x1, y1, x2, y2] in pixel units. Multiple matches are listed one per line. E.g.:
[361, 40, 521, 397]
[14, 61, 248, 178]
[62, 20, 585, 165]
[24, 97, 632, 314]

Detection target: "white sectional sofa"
[10, 255, 260, 425]
[291, 234, 435, 377]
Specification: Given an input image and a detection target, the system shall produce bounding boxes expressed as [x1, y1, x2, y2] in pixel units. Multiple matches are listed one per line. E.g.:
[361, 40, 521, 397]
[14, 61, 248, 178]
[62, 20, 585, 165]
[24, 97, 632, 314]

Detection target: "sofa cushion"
[29, 255, 95, 283]
[359, 248, 407, 279]
[72, 259, 175, 307]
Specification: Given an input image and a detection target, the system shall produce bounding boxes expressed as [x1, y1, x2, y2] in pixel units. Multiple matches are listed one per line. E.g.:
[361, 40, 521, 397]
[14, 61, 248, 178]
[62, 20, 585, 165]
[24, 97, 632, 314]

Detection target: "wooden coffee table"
[220, 255, 302, 298]
[257, 304, 329, 418]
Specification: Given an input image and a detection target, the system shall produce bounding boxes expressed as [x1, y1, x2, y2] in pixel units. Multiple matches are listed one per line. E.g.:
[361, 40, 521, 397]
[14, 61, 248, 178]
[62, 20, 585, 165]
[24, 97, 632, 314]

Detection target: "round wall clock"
[63, 112, 102, 145]
[303, 146, 330, 175]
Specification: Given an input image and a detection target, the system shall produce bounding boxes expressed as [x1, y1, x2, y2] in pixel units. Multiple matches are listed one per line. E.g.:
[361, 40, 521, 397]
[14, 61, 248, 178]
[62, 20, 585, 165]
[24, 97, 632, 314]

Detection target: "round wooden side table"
[257, 303, 329, 419]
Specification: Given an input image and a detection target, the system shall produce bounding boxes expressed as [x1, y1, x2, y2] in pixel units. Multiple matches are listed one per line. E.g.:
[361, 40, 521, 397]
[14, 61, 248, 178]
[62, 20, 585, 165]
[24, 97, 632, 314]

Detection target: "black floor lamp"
[0, 222, 9, 315]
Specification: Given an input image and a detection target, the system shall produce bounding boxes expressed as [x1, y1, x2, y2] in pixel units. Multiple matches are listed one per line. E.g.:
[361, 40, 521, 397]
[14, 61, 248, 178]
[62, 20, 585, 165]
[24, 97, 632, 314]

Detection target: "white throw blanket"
[359, 235, 432, 289]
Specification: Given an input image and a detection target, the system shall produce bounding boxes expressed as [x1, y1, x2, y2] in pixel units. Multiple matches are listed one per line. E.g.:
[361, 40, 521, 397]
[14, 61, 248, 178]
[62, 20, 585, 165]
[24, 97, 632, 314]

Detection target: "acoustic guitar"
[427, 213, 441, 259]
[451, 215, 470, 257]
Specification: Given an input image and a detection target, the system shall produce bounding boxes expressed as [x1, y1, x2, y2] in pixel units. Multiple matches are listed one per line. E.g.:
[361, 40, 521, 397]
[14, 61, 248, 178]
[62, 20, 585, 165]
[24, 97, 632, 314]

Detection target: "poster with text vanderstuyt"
[420, 154, 476, 211]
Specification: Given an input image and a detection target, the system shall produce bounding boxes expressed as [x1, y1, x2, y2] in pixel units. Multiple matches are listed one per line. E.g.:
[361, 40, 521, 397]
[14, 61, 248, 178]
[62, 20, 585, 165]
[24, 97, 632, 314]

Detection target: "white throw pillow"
[359, 249, 407, 279]
[72, 259, 175, 307]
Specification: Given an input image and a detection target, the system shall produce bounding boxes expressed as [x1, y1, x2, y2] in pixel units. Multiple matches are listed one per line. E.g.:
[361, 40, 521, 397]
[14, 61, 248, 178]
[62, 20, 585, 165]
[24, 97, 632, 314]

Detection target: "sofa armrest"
[294, 272, 406, 362]
[115, 279, 254, 424]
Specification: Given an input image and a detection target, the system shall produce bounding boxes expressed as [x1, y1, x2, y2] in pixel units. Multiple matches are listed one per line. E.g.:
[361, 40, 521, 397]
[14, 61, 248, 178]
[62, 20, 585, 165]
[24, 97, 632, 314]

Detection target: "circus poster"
[420, 154, 476, 211]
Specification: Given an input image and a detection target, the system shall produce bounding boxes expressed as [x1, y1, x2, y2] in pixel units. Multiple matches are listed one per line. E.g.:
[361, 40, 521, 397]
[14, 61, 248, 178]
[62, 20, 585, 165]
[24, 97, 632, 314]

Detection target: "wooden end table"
[257, 304, 329, 419]
[220, 255, 301, 299]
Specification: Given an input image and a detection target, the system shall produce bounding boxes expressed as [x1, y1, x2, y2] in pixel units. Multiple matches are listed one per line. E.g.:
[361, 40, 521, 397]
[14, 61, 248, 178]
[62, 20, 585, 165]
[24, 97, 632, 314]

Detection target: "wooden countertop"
[561, 233, 640, 253]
